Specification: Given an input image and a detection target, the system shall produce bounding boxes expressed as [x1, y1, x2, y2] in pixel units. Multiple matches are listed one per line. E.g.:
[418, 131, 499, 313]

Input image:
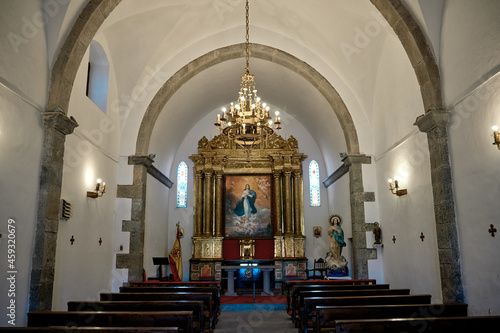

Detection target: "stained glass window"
[177, 162, 188, 208]
[309, 160, 320, 206]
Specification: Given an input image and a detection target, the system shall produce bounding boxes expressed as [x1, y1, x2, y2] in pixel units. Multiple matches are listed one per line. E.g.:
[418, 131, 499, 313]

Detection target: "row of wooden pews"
[0, 281, 221, 333]
[283, 278, 500, 333]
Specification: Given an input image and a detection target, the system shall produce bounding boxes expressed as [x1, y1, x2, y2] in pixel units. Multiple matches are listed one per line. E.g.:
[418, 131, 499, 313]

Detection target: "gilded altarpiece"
[189, 133, 307, 281]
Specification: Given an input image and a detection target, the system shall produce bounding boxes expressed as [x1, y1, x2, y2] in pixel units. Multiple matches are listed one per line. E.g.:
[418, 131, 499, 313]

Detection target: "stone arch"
[47, 0, 441, 118]
[370, 0, 443, 111]
[34, 0, 451, 307]
[47, 0, 122, 112]
[135, 43, 360, 155]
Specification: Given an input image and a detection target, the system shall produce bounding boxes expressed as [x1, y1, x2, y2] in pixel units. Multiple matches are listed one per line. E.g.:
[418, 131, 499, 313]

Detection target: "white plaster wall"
[448, 73, 500, 315]
[0, 84, 44, 327]
[441, 1, 500, 106]
[0, 1, 48, 326]
[53, 36, 120, 309]
[143, 174, 171, 279]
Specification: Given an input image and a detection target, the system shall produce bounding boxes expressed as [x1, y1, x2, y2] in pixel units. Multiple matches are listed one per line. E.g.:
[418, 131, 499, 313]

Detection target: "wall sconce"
[388, 178, 407, 196]
[492, 125, 500, 149]
[87, 179, 106, 198]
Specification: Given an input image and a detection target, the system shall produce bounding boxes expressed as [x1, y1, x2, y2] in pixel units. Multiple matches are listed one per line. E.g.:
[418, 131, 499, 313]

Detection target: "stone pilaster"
[415, 108, 465, 303]
[343, 154, 376, 279]
[116, 156, 150, 282]
[29, 109, 78, 311]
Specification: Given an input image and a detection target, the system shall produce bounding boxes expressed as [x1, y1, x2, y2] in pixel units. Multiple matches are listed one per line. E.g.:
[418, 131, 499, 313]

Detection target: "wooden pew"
[293, 288, 410, 326]
[100, 292, 213, 331]
[0, 328, 179, 333]
[129, 281, 220, 291]
[315, 303, 468, 333]
[27, 311, 193, 333]
[68, 301, 204, 333]
[335, 315, 500, 333]
[119, 286, 220, 321]
[288, 284, 390, 314]
[284, 279, 376, 300]
[300, 294, 432, 333]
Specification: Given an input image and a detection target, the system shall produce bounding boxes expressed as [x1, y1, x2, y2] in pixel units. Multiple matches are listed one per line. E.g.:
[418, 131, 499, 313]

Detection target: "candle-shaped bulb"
[493, 125, 499, 131]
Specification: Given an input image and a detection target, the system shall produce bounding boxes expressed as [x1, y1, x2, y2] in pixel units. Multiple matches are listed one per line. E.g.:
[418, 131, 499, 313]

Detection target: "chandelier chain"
[214, 0, 282, 150]
[245, 0, 250, 71]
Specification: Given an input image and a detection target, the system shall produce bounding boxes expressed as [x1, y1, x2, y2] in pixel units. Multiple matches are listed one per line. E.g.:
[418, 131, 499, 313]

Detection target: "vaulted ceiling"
[45, 0, 500, 175]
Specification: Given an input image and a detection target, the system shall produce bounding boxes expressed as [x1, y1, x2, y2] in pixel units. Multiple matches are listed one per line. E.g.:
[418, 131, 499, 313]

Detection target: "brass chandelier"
[215, 0, 281, 147]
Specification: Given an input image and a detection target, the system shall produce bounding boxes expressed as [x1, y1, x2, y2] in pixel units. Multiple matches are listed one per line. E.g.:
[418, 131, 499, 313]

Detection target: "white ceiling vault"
[51, 0, 500, 175]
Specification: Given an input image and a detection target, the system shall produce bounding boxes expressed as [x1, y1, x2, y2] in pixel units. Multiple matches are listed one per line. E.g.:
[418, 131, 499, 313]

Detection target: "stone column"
[204, 171, 213, 236]
[293, 171, 302, 236]
[273, 171, 283, 235]
[116, 155, 152, 282]
[283, 170, 293, 235]
[344, 154, 376, 279]
[29, 109, 78, 311]
[194, 171, 203, 236]
[415, 108, 465, 303]
[214, 172, 223, 237]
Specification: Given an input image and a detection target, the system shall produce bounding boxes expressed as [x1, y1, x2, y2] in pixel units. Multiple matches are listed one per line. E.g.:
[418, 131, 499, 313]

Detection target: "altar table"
[221, 265, 277, 297]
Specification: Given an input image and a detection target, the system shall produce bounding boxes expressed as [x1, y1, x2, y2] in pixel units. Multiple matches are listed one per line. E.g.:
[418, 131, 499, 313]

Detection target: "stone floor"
[215, 310, 296, 333]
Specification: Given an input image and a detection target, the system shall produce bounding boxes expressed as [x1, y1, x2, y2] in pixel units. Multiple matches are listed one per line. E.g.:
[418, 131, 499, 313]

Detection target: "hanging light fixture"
[215, 0, 281, 147]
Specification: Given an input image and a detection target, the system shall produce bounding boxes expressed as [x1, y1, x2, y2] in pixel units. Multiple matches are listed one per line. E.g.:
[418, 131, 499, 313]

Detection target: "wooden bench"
[100, 292, 213, 331]
[335, 315, 500, 333]
[288, 284, 390, 314]
[68, 300, 204, 333]
[129, 281, 220, 290]
[284, 279, 377, 303]
[119, 286, 220, 320]
[293, 288, 410, 326]
[0, 328, 179, 333]
[315, 303, 468, 333]
[27, 311, 193, 333]
[300, 294, 432, 333]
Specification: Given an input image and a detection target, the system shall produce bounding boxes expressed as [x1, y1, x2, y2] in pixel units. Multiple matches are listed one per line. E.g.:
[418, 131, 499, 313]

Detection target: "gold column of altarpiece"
[189, 133, 307, 261]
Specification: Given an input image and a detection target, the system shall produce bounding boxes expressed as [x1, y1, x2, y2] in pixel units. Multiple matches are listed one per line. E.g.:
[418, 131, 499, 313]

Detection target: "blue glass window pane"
[309, 160, 320, 206]
[177, 162, 188, 208]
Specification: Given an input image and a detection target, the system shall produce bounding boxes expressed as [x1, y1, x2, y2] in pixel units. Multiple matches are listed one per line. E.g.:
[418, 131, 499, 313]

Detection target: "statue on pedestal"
[373, 221, 382, 245]
[325, 215, 348, 276]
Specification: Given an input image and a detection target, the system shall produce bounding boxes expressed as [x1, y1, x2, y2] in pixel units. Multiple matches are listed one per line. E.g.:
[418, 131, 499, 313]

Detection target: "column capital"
[128, 155, 154, 167]
[343, 154, 371, 166]
[414, 107, 450, 133]
[42, 109, 78, 135]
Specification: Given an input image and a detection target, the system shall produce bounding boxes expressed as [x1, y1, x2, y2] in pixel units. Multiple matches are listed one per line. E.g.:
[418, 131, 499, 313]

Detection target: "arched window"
[86, 40, 109, 113]
[177, 162, 188, 208]
[309, 160, 320, 206]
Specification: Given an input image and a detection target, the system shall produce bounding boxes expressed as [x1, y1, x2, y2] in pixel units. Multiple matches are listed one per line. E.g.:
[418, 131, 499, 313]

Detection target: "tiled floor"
[215, 310, 296, 332]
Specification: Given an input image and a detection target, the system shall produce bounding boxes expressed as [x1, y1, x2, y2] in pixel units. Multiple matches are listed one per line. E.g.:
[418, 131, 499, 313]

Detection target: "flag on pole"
[169, 222, 183, 281]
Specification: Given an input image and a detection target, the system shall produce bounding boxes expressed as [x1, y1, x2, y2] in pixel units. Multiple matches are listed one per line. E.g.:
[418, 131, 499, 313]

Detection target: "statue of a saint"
[373, 222, 382, 244]
[327, 215, 346, 264]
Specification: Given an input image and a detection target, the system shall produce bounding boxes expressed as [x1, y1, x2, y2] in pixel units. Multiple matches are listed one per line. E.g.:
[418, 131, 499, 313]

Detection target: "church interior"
[1, 0, 500, 328]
